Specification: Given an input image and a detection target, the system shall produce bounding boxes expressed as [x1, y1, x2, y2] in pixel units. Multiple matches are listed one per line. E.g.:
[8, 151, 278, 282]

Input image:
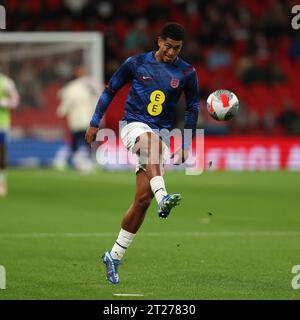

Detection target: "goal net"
[0, 31, 103, 111]
[0, 32, 103, 167]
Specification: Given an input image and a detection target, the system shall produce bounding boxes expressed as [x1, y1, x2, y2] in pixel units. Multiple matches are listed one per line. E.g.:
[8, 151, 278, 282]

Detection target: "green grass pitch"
[0, 169, 299, 300]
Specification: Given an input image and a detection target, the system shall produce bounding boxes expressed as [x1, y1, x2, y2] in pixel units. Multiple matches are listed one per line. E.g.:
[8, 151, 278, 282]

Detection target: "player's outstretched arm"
[85, 127, 99, 145]
[89, 58, 134, 129]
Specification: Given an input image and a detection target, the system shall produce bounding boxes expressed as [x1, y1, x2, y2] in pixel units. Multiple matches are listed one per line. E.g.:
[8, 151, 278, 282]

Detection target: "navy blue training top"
[90, 51, 200, 144]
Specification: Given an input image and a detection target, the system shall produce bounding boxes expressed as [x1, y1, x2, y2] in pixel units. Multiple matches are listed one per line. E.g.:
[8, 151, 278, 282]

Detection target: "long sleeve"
[182, 68, 200, 149]
[90, 58, 134, 128]
[56, 87, 71, 117]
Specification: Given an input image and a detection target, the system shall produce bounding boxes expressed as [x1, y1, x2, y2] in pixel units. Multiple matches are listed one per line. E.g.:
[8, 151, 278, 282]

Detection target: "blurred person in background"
[0, 71, 20, 197]
[56, 65, 100, 173]
[278, 99, 300, 136]
[262, 105, 276, 135]
[123, 18, 151, 57]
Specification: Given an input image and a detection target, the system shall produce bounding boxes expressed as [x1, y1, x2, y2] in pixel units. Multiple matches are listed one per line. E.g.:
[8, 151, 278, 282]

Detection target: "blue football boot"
[102, 251, 120, 284]
[158, 193, 181, 218]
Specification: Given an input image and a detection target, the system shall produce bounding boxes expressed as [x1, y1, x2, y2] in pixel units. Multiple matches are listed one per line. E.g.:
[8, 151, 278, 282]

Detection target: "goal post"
[0, 32, 104, 84]
[0, 32, 104, 168]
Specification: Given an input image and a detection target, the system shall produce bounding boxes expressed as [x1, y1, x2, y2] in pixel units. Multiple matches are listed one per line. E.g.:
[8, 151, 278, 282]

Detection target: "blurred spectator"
[231, 100, 259, 135]
[181, 40, 203, 65]
[104, 26, 124, 80]
[262, 106, 276, 135]
[17, 61, 44, 108]
[56, 65, 101, 172]
[123, 19, 150, 56]
[207, 44, 232, 70]
[261, 1, 288, 39]
[96, 1, 116, 23]
[64, 0, 87, 16]
[197, 24, 216, 46]
[277, 99, 300, 136]
[146, 0, 170, 23]
[238, 54, 286, 85]
[247, 109, 260, 134]
[289, 34, 300, 62]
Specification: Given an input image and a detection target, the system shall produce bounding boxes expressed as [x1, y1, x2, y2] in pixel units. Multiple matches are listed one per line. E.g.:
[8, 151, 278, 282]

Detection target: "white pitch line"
[0, 231, 300, 238]
[113, 294, 144, 297]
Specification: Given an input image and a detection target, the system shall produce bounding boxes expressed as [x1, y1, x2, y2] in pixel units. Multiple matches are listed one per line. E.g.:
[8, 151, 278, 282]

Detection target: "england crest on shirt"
[170, 78, 179, 88]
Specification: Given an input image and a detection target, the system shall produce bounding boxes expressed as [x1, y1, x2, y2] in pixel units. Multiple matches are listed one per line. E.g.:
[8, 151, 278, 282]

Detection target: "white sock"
[110, 228, 136, 260]
[150, 176, 167, 204]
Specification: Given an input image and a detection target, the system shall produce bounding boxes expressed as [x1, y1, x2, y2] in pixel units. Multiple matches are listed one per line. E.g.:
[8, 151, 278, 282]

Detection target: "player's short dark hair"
[159, 22, 185, 41]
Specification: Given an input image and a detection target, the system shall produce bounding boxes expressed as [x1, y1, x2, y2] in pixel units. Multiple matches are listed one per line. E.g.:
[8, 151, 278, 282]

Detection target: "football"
[206, 89, 239, 121]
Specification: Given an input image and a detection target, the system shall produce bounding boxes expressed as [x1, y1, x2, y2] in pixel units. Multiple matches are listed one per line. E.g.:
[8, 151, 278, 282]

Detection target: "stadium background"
[1, 0, 300, 301]
[1, 0, 300, 170]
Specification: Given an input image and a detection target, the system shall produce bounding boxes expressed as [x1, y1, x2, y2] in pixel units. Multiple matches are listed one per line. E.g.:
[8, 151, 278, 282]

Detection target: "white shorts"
[120, 122, 168, 174]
